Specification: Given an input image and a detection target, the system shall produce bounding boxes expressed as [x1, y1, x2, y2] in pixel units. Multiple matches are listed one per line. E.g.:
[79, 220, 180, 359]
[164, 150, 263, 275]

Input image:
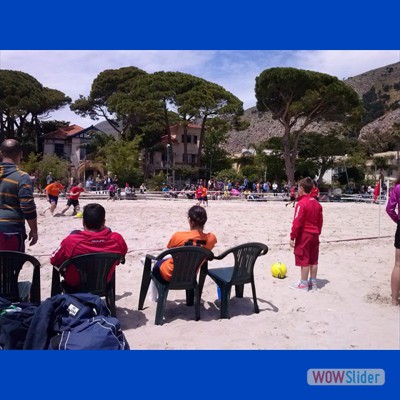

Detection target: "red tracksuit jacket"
[290, 194, 323, 240]
[50, 227, 128, 286]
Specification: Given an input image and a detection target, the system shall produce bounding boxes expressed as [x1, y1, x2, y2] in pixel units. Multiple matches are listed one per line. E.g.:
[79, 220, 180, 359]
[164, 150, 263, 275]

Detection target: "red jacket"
[290, 194, 323, 240]
[50, 227, 128, 286]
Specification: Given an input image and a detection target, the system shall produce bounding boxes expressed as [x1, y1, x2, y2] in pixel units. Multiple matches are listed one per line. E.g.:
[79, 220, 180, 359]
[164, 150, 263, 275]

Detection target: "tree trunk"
[197, 116, 208, 168]
[283, 125, 295, 185]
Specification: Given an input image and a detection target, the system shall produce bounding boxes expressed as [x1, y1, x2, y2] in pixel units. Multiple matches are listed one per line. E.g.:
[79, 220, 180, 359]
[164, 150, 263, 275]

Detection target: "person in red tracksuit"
[289, 177, 323, 292]
[50, 203, 128, 288]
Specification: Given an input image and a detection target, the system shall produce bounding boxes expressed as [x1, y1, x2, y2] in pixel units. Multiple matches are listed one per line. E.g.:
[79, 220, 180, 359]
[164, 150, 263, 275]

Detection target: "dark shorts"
[152, 260, 169, 284]
[294, 231, 319, 266]
[394, 221, 400, 249]
[67, 199, 79, 207]
[0, 232, 26, 252]
[202, 196, 208, 201]
[48, 195, 59, 205]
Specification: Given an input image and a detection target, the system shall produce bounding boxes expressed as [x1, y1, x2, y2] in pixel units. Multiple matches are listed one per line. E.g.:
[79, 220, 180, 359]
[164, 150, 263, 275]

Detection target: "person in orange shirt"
[43, 178, 65, 216]
[152, 205, 217, 283]
[201, 185, 209, 207]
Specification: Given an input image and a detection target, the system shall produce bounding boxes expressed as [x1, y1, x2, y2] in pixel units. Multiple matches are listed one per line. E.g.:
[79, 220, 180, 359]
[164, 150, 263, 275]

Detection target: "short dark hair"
[0, 139, 22, 159]
[83, 203, 105, 230]
[299, 177, 313, 194]
[188, 205, 207, 227]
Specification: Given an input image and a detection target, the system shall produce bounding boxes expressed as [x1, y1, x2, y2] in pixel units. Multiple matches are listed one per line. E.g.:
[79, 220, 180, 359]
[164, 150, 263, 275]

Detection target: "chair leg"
[107, 284, 116, 317]
[155, 285, 169, 325]
[198, 263, 208, 298]
[235, 284, 244, 298]
[194, 287, 200, 321]
[251, 279, 259, 313]
[220, 285, 232, 319]
[51, 268, 62, 297]
[138, 259, 152, 310]
[186, 289, 194, 306]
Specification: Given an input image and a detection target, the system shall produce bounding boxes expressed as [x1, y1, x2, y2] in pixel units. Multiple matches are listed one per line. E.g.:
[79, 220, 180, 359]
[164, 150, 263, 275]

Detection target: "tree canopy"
[255, 67, 363, 184]
[0, 70, 71, 147]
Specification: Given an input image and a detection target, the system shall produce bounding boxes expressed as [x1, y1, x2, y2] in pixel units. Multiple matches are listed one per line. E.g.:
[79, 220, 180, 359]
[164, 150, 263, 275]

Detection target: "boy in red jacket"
[50, 203, 127, 287]
[289, 177, 323, 292]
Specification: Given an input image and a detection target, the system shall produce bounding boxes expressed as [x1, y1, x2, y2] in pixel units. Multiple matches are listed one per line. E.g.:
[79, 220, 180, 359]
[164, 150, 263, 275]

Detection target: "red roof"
[43, 125, 85, 140]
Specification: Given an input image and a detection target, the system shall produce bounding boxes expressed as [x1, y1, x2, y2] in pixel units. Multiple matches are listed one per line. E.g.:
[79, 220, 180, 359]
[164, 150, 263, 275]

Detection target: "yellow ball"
[271, 262, 287, 279]
[76, 211, 83, 218]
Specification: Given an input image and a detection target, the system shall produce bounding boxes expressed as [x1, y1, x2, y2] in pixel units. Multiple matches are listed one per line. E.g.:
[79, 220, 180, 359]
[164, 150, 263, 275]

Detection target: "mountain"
[224, 62, 400, 153]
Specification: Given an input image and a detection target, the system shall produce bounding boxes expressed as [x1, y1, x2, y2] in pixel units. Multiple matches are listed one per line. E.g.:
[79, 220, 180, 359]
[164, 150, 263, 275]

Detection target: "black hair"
[83, 203, 106, 230]
[188, 205, 207, 228]
[0, 139, 22, 159]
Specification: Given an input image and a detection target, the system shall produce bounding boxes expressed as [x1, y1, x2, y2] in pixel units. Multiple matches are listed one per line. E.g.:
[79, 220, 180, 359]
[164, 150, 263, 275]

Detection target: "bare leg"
[301, 266, 310, 281]
[391, 249, 400, 306]
[310, 264, 318, 279]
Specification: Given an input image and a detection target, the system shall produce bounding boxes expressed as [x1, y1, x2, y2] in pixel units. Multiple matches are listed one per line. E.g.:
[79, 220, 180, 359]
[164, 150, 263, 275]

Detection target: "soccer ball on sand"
[75, 211, 83, 218]
[271, 262, 287, 279]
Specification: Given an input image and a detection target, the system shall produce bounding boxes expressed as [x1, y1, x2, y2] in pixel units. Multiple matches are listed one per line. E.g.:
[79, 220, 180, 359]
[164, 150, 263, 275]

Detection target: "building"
[42, 124, 106, 181]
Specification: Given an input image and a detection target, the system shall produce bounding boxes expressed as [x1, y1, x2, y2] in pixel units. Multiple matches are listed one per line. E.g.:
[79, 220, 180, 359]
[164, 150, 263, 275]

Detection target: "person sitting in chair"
[50, 203, 128, 288]
[152, 205, 217, 284]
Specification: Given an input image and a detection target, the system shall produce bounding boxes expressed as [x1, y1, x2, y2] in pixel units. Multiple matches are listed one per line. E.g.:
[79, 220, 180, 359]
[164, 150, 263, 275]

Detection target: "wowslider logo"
[307, 369, 385, 386]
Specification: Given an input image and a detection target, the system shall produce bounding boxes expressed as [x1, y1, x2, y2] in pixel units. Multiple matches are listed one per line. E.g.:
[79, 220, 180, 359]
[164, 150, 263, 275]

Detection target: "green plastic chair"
[0, 251, 41, 303]
[138, 246, 214, 325]
[51, 252, 125, 317]
[203, 242, 268, 319]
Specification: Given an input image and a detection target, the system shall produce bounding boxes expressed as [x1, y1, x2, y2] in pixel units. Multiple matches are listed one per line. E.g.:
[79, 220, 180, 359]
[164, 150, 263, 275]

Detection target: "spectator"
[0, 139, 38, 251]
[50, 203, 127, 288]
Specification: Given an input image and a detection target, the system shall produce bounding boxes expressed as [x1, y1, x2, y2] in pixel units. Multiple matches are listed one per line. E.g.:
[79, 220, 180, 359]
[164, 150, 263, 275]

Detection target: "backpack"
[49, 315, 129, 350]
[0, 297, 39, 350]
[24, 293, 129, 350]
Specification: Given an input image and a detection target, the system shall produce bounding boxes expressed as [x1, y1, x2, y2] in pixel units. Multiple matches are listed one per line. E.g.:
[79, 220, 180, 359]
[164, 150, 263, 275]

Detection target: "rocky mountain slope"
[225, 62, 400, 153]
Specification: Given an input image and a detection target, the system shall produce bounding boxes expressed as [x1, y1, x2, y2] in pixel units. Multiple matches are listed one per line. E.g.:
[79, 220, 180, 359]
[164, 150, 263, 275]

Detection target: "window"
[193, 135, 198, 144]
[54, 143, 64, 158]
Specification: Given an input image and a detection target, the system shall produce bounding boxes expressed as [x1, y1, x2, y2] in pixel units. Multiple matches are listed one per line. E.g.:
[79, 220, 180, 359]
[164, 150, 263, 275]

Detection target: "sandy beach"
[25, 195, 399, 350]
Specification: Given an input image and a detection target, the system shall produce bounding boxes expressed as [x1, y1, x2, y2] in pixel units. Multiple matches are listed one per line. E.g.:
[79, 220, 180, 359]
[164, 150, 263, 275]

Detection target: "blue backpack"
[24, 293, 129, 350]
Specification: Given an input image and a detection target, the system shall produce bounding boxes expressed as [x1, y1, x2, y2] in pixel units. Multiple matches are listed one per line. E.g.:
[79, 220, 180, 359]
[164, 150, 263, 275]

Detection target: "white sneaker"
[289, 281, 309, 291]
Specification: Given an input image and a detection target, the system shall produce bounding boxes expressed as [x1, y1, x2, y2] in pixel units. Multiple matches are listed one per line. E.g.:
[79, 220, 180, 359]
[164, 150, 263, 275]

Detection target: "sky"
[0, 50, 399, 128]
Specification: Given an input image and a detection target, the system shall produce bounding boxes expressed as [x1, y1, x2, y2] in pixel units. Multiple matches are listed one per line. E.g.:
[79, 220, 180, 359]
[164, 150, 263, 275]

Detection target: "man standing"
[46, 172, 53, 185]
[0, 139, 38, 251]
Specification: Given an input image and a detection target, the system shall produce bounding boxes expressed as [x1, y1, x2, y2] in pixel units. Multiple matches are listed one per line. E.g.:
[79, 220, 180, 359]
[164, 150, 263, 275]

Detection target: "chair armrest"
[145, 253, 159, 261]
[213, 248, 234, 260]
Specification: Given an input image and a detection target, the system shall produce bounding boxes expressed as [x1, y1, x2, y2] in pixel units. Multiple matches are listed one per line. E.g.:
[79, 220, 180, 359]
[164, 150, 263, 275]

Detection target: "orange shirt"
[160, 230, 217, 281]
[45, 182, 64, 197]
[201, 187, 208, 197]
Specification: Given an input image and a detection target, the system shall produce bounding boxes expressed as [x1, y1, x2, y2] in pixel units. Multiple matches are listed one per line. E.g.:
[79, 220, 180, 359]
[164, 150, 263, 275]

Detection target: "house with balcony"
[145, 123, 202, 181]
[42, 124, 106, 181]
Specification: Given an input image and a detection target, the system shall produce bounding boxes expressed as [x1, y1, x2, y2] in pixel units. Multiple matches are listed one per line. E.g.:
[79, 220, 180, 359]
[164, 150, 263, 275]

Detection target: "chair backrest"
[0, 251, 41, 303]
[224, 242, 268, 285]
[156, 246, 214, 290]
[58, 252, 124, 296]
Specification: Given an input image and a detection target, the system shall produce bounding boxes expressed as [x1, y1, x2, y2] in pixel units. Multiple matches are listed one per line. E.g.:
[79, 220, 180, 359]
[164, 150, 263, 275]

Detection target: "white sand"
[27, 196, 399, 349]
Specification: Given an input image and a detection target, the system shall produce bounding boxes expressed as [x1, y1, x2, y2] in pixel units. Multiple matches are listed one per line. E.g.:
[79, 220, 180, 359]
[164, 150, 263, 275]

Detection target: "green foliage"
[255, 67, 363, 184]
[215, 169, 241, 182]
[145, 172, 166, 191]
[338, 166, 364, 185]
[0, 69, 71, 147]
[103, 137, 143, 187]
[20, 154, 70, 188]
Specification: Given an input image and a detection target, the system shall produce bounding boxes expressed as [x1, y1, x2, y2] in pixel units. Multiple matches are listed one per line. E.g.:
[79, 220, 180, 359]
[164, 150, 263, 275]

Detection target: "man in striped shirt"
[0, 139, 38, 252]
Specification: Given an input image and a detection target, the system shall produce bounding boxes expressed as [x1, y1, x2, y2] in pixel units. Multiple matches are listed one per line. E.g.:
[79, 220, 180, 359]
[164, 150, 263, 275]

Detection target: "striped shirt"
[0, 162, 37, 233]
